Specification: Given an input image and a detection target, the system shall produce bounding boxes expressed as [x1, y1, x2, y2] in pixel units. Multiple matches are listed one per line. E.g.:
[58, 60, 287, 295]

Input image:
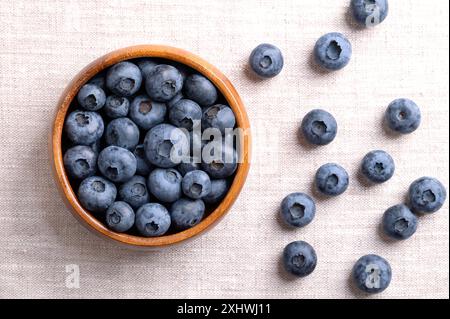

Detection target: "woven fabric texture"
[0, 0, 448, 299]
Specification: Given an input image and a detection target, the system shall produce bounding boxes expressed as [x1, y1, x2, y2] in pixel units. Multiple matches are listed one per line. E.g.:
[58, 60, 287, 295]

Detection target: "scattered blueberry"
[351, 0, 389, 27]
[64, 110, 104, 145]
[147, 168, 182, 203]
[280, 193, 316, 228]
[201, 141, 237, 178]
[105, 201, 135, 232]
[118, 175, 150, 209]
[182, 170, 212, 199]
[145, 64, 183, 102]
[106, 61, 142, 97]
[408, 177, 447, 214]
[78, 176, 117, 213]
[283, 241, 317, 277]
[202, 105, 236, 134]
[315, 163, 349, 196]
[77, 84, 106, 111]
[129, 95, 167, 130]
[382, 204, 418, 240]
[133, 144, 152, 176]
[361, 150, 395, 184]
[135, 203, 171, 237]
[144, 123, 189, 168]
[249, 43, 284, 78]
[385, 98, 421, 134]
[300, 109, 337, 145]
[97, 146, 137, 183]
[104, 95, 130, 119]
[170, 198, 205, 230]
[203, 179, 229, 204]
[169, 99, 202, 130]
[105, 117, 140, 150]
[184, 74, 218, 106]
[63, 145, 97, 180]
[352, 254, 392, 294]
[314, 33, 352, 71]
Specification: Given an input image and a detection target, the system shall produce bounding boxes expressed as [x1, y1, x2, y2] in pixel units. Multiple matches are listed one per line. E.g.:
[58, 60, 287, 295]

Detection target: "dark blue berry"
[409, 177, 447, 214]
[314, 33, 352, 71]
[184, 74, 218, 106]
[300, 109, 337, 145]
[280, 193, 316, 228]
[78, 176, 117, 213]
[147, 168, 182, 203]
[118, 175, 150, 209]
[382, 204, 418, 240]
[64, 110, 104, 145]
[315, 163, 349, 196]
[105, 117, 140, 150]
[352, 254, 392, 294]
[129, 95, 167, 130]
[77, 84, 106, 111]
[145, 64, 183, 102]
[135, 203, 171, 237]
[97, 146, 137, 183]
[105, 201, 135, 232]
[385, 98, 421, 134]
[249, 43, 284, 78]
[283, 241, 317, 277]
[170, 198, 205, 230]
[361, 150, 395, 184]
[64, 145, 97, 180]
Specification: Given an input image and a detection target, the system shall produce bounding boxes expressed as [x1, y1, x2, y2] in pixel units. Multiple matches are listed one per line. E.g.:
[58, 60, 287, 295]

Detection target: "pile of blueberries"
[248, 0, 447, 294]
[63, 58, 239, 237]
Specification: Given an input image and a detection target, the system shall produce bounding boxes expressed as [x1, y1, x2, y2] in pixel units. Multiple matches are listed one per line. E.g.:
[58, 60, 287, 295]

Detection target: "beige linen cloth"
[0, 0, 448, 299]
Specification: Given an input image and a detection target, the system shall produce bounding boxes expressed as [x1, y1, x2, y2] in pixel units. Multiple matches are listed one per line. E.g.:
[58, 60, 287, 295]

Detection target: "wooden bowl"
[51, 45, 251, 248]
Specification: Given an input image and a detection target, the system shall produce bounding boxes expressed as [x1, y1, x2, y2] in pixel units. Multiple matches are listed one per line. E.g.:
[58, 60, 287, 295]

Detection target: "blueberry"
[135, 58, 157, 79]
[129, 95, 167, 130]
[385, 98, 421, 134]
[300, 109, 337, 145]
[202, 105, 236, 134]
[145, 64, 183, 102]
[118, 175, 150, 209]
[104, 95, 130, 119]
[144, 123, 189, 168]
[280, 193, 316, 228]
[64, 110, 104, 145]
[169, 99, 202, 130]
[177, 158, 201, 176]
[361, 150, 395, 184]
[105, 117, 140, 150]
[314, 33, 352, 71]
[167, 91, 184, 109]
[78, 176, 117, 213]
[203, 179, 229, 204]
[352, 254, 392, 294]
[182, 170, 212, 199]
[283, 241, 317, 277]
[97, 146, 137, 183]
[135, 203, 171, 237]
[106, 61, 142, 97]
[408, 177, 447, 214]
[133, 144, 152, 176]
[170, 198, 205, 230]
[351, 0, 389, 27]
[63, 145, 97, 180]
[77, 84, 106, 111]
[183, 74, 218, 106]
[147, 168, 182, 203]
[249, 43, 284, 78]
[315, 163, 349, 196]
[105, 201, 135, 232]
[382, 204, 418, 240]
[201, 141, 237, 179]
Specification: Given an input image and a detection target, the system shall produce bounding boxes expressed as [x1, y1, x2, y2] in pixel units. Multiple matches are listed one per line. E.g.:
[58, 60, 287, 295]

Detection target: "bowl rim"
[51, 45, 251, 248]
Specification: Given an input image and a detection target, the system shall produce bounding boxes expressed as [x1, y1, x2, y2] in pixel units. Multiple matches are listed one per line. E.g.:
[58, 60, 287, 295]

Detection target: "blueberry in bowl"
[52, 45, 251, 248]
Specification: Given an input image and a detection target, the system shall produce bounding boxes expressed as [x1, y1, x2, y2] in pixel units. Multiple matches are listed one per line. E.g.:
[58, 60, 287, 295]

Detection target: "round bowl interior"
[51, 45, 251, 248]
